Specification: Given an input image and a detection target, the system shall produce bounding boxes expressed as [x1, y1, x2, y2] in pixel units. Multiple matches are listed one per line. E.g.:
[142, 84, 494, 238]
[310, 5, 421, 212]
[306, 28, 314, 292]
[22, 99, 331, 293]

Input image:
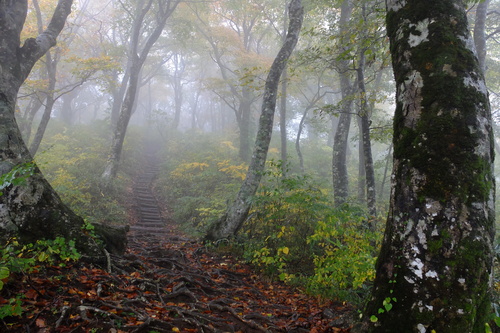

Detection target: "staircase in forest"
[129, 148, 169, 237]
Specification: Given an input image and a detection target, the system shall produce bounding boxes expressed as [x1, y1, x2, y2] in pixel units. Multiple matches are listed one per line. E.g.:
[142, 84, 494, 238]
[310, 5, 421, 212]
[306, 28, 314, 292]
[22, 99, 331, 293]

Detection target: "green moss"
[428, 238, 443, 255]
[369, 1, 494, 331]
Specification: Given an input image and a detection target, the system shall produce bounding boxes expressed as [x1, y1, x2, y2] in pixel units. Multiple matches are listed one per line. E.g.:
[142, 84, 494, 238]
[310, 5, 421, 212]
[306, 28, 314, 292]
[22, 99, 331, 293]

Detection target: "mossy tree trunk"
[0, 0, 113, 259]
[362, 1, 495, 332]
[205, 0, 304, 241]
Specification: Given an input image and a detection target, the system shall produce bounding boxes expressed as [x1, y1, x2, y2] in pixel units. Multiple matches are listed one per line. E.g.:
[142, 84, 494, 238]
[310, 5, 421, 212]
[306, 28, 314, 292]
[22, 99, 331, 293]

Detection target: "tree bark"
[332, 0, 354, 207]
[357, 48, 376, 217]
[279, 67, 288, 173]
[361, 1, 495, 331]
[0, 0, 115, 259]
[357, 116, 366, 204]
[473, 0, 490, 72]
[280, 7, 289, 173]
[205, 0, 304, 241]
[29, 49, 58, 156]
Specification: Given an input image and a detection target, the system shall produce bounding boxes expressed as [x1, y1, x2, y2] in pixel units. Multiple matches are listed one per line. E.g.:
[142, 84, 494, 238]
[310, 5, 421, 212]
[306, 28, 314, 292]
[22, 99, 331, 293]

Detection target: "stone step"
[130, 226, 169, 233]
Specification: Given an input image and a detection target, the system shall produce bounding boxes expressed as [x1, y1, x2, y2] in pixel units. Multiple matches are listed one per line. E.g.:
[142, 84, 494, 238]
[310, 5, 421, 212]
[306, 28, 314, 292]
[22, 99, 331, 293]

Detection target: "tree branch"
[19, 0, 74, 81]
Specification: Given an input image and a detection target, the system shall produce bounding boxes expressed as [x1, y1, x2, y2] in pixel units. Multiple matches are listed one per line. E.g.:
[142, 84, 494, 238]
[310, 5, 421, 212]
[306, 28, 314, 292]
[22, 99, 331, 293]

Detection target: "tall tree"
[0, 0, 111, 257]
[473, 0, 490, 72]
[101, 0, 180, 182]
[361, 0, 495, 331]
[205, 0, 304, 241]
[332, 0, 355, 207]
[355, 1, 378, 217]
[189, 0, 273, 162]
[279, 6, 289, 174]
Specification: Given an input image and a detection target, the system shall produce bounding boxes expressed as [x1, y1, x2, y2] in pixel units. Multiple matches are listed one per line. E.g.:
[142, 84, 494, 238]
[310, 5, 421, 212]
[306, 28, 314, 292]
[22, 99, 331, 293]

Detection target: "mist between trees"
[3, 0, 500, 332]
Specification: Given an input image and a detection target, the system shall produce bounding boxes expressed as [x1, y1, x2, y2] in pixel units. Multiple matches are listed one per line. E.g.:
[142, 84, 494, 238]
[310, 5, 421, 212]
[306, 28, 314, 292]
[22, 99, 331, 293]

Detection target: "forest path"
[1, 149, 353, 332]
[117, 148, 354, 332]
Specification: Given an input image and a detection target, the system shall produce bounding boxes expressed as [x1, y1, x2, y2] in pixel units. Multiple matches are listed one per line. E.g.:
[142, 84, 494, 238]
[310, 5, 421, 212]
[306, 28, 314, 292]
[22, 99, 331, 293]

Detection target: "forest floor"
[0, 152, 355, 332]
[0, 223, 355, 332]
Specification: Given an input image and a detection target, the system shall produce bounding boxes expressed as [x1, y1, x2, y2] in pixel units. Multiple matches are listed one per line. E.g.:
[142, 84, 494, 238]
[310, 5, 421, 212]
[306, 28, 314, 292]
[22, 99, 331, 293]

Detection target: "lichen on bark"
[359, 0, 495, 332]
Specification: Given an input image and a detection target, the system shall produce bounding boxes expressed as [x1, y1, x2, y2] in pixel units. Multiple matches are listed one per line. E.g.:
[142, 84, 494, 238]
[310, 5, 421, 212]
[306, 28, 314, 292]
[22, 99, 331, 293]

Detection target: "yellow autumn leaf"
[282, 247, 290, 255]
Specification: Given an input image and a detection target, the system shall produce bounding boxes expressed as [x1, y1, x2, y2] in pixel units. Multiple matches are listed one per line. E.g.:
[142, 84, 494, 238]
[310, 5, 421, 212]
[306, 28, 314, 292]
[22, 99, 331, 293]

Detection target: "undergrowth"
[34, 120, 141, 225]
[0, 237, 81, 320]
[158, 133, 384, 306]
[240, 160, 383, 305]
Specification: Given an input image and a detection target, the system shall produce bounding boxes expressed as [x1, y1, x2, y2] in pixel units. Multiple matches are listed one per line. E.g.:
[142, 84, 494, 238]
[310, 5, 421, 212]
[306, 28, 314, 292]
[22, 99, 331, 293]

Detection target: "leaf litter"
[0, 223, 354, 332]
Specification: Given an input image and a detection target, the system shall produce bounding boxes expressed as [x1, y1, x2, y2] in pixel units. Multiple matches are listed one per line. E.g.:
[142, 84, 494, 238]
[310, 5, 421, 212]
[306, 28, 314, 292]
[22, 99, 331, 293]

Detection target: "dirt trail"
[114, 151, 354, 332]
[1, 150, 354, 332]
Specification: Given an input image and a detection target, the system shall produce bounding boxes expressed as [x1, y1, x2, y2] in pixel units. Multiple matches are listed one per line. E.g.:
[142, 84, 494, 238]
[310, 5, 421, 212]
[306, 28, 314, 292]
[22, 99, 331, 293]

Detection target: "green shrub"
[35, 121, 136, 225]
[241, 160, 332, 278]
[238, 161, 382, 304]
[306, 208, 382, 303]
[155, 133, 246, 231]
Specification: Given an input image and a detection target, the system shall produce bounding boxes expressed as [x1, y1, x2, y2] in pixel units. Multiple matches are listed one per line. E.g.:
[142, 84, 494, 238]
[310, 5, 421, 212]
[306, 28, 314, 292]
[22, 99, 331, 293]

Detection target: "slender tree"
[101, 0, 180, 182]
[205, 0, 304, 241]
[473, 0, 490, 72]
[28, 0, 93, 156]
[189, 0, 273, 162]
[332, 0, 355, 207]
[361, 0, 495, 331]
[357, 47, 376, 217]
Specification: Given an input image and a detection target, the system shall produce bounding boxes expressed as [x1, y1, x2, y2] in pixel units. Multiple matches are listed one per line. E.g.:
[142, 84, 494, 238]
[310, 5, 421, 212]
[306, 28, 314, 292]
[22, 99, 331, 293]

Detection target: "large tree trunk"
[332, 82, 354, 206]
[361, 1, 495, 331]
[279, 67, 288, 173]
[357, 116, 366, 204]
[279, 6, 289, 172]
[205, 0, 304, 241]
[0, 0, 116, 259]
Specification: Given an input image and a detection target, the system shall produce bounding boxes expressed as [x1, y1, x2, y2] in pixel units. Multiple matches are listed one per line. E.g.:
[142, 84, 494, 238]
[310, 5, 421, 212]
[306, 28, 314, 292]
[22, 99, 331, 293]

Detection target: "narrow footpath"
[0, 150, 354, 332]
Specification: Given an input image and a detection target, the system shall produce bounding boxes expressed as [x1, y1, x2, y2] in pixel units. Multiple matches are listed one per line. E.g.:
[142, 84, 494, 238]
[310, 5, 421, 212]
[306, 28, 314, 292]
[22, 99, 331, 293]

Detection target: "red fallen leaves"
[0, 233, 354, 332]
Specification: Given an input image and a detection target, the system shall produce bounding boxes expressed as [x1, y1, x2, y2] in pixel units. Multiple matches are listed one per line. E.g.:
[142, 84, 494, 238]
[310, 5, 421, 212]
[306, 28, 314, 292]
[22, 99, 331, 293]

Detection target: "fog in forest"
[5, 0, 500, 329]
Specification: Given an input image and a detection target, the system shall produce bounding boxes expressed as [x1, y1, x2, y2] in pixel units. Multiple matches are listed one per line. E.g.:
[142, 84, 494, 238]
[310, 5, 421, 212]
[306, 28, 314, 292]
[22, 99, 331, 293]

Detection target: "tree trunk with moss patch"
[0, 1, 123, 259]
[361, 1, 495, 332]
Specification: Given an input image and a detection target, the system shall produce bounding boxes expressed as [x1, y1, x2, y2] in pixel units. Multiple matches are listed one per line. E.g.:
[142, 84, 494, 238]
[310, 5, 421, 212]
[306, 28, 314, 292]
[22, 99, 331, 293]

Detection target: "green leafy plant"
[306, 207, 382, 303]
[0, 237, 81, 319]
[241, 160, 331, 278]
[0, 161, 36, 196]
